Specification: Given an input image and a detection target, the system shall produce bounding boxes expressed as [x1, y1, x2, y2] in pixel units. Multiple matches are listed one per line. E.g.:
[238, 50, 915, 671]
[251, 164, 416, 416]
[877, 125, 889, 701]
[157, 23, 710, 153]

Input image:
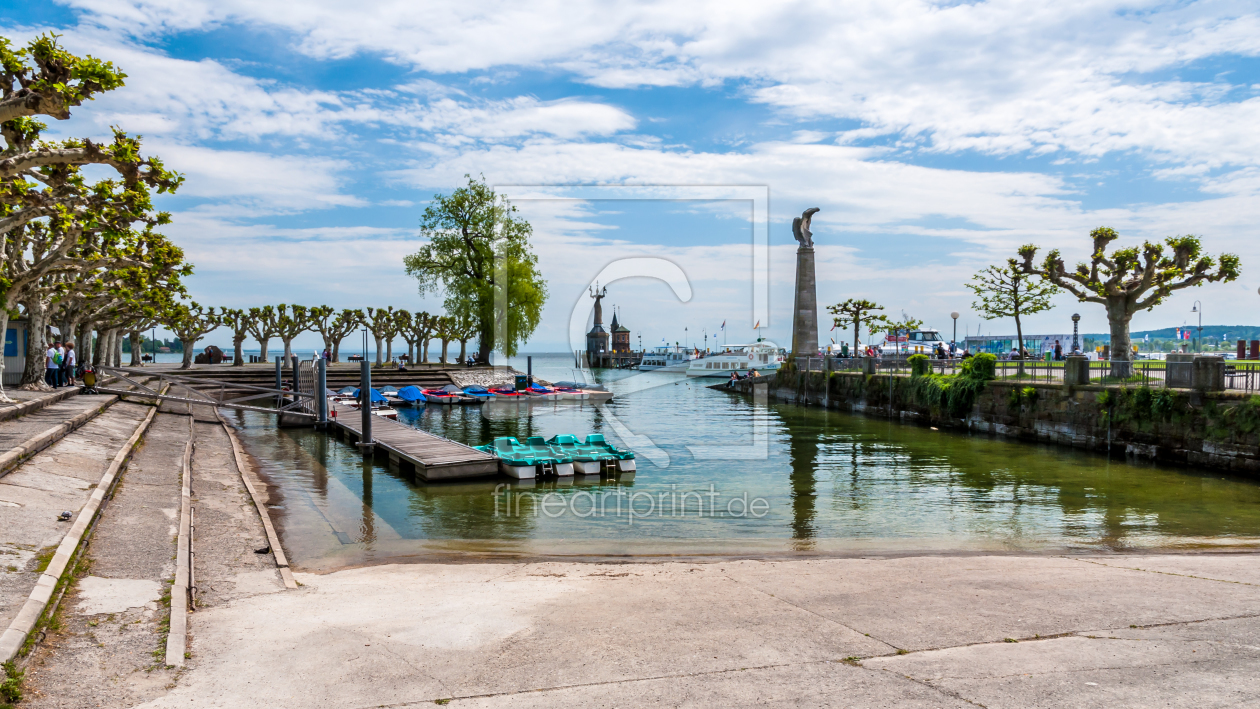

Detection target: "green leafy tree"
[1016, 228, 1240, 376]
[246, 305, 278, 361]
[966, 263, 1058, 374]
[406, 311, 436, 363]
[0, 35, 181, 392]
[827, 298, 889, 356]
[452, 310, 479, 362]
[363, 306, 397, 366]
[219, 309, 251, 367]
[274, 304, 314, 364]
[314, 307, 362, 363]
[163, 302, 220, 369]
[403, 175, 547, 360]
[433, 315, 454, 364]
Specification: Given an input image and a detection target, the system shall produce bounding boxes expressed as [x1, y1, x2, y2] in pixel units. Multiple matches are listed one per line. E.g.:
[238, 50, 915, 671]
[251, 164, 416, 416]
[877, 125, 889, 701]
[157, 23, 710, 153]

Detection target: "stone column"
[791, 245, 818, 358]
[1192, 355, 1224, 392]
[1063, 355, 1090, 386]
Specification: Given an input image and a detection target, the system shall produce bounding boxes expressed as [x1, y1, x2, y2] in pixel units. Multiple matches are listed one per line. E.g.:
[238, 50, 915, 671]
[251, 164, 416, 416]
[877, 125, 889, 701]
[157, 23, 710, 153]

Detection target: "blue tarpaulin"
[352, 388, 389, 403]
[397, 385, 425, 403]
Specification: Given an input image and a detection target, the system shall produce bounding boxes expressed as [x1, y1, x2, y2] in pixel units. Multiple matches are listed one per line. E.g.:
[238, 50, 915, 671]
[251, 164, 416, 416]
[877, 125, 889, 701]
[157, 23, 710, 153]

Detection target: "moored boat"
[685, 340, 783, 378]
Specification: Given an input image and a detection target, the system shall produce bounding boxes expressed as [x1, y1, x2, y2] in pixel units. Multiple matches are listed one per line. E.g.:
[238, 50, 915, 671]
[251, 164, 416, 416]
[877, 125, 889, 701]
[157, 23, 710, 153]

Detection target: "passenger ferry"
[685, 341, 784, 377]
[879, 329, 949, 356]
[637, 346, 699, 372]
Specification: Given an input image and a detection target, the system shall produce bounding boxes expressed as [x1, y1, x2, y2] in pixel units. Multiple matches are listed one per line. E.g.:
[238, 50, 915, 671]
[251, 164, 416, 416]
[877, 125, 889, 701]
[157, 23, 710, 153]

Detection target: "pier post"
[359, 361, 374, 453]
[274, 356, 283, 405]
[527, 355, 532, 381]
[316, 358, 328, 426]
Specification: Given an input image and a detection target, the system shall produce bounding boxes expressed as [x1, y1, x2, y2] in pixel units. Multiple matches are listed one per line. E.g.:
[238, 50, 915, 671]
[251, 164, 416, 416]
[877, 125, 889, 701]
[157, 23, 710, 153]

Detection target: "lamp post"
[361, 327, 368, 363]
[1191, 301, 1202, 353]
[950, 311, 959, 357]
[1071, 314, 1080, 354]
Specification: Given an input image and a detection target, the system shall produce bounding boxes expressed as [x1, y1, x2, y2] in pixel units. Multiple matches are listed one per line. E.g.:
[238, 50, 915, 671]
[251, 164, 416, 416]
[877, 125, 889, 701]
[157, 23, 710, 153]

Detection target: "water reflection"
[226, 354, 1260, 568]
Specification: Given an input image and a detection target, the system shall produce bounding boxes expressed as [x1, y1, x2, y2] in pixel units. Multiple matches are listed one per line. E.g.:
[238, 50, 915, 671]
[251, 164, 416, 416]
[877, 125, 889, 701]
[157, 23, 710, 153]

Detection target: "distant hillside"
[1085, 326, 1260, 343]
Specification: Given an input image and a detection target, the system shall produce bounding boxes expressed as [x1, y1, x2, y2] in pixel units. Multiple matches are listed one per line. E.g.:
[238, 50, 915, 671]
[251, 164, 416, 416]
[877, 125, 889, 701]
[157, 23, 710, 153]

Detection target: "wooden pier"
[329, 402, 498, 481]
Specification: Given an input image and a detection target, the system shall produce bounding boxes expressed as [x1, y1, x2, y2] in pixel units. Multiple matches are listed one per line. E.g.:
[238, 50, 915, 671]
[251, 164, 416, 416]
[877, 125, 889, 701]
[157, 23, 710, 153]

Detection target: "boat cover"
[397, 385, 425, 403]
[337, 386, 356, 395]
[380, 385, 399, 393]
[441, 384, 464, 394]
[352, 388, 389, 403]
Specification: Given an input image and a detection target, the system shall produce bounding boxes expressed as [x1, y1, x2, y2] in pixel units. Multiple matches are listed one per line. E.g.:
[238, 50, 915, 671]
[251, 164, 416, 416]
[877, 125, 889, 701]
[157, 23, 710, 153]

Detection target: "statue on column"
[793, 207, 820, 248]
[790, 208, 821, 358]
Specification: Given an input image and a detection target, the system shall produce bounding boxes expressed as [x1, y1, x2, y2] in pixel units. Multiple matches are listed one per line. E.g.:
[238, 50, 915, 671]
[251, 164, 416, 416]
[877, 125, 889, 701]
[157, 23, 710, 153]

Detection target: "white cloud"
[155, 144, 365, 213]
[58, 0, 1260, 169]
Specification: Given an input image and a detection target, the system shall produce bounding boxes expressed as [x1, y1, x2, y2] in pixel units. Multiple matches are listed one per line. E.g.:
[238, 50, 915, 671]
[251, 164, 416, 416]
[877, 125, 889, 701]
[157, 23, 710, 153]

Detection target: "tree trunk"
[853, 320, 861, 357]
[440, 338, 449, 364]
[478, 322, 492, 363]
[458, 339, 467, 363]
[1107, 300, 1133, 379]
[92, 327, 105, 367]
[374, 336, 383, 366]
[385, 339, 393, 364]
[282, 337, 294, 363]
[233, 336, 245, 366]
[1014, 312, 1025, 377]
[21, 301, 50, 388]
[111, 329, 123, 367]
[181, 338, 195, 369]
[258, 338, 270, 361]
[130, 331, 143, 366]
[422, 340, 430, 363]
[332, 340, 341, 363]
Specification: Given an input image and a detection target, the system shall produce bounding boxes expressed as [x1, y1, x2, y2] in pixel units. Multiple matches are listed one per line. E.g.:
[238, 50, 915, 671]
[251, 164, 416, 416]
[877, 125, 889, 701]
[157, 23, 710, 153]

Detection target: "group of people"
[44, 341, 78, 388]
[726, 369, 762, 387]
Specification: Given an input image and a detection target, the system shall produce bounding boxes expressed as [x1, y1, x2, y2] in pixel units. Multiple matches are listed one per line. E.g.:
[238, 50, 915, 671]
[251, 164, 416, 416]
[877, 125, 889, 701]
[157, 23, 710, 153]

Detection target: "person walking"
[62, 343, 76, 386]
[45, 341, 60, 387]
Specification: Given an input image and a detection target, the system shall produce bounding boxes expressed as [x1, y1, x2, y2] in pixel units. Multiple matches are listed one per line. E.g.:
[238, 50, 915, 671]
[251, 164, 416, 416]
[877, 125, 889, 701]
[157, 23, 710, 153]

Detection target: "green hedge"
[908, 354, 930, 377]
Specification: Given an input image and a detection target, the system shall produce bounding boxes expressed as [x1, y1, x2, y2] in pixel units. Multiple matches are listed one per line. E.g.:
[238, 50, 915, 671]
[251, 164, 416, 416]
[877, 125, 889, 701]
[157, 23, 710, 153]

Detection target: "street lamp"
[950, 311, 959, 357]
[1071, 314, 1080, 354]
[1191, 301, 1202, 353]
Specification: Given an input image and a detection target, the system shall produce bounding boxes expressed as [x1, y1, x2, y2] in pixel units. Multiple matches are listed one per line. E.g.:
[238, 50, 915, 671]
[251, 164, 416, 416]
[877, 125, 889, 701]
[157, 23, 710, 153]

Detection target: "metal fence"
[792, 355, 1260, 393]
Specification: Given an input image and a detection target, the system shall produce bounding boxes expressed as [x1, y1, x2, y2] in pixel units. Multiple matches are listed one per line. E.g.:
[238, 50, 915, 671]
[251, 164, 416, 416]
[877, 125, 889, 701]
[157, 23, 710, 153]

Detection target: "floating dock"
[328, 402, 497, 481]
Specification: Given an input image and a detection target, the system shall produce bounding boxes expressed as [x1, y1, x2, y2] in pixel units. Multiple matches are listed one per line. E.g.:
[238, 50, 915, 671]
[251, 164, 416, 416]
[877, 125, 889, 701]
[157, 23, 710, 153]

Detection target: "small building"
[965, 333, 1075, 356]
[610, 309, 631, 353]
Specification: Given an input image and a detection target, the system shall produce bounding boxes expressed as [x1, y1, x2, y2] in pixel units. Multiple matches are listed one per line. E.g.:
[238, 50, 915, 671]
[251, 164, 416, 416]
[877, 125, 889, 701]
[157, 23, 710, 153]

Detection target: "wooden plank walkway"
[330, 402, 498, 481]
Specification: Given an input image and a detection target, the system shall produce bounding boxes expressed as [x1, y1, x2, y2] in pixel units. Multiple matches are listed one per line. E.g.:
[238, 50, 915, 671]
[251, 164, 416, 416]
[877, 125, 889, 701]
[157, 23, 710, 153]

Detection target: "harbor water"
[226, 354, 1260, 570]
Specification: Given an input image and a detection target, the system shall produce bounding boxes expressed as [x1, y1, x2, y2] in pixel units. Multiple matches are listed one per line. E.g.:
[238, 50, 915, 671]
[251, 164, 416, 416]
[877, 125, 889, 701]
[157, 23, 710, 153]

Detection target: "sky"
[6, 0, 1260, 353]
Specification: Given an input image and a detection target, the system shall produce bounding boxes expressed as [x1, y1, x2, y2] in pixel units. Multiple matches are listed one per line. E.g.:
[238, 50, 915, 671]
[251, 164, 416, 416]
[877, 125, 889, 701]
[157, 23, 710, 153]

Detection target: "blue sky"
[7, 1, 1260, 352]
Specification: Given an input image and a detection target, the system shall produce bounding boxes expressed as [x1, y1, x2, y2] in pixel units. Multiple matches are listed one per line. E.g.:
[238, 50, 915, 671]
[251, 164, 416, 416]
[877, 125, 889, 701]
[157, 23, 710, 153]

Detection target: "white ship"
[685, 341, 784, 377]
[637, 346, 699, 372]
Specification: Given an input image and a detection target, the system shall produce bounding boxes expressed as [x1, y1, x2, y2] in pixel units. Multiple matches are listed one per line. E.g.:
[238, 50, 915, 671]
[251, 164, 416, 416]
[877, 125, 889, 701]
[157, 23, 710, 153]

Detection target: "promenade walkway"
[114, 553, 1259, 707]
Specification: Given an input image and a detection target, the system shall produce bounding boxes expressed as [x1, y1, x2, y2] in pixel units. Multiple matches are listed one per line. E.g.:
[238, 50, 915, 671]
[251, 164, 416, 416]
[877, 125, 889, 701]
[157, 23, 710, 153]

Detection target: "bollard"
[1239, 340, 1247, 361]
[359, 360, 373, 452]
[1251, 340, 1259, 361]
[316, 358, 328, 425]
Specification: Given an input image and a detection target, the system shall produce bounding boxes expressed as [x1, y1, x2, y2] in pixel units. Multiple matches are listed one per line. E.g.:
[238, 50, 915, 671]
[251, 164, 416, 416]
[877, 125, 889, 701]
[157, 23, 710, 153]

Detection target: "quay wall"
[742, 370, 1260, 475]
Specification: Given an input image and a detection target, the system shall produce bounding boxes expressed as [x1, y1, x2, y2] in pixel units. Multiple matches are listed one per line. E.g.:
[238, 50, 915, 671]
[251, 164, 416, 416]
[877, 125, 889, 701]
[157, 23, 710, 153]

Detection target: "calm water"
[225, 354, 1260, 570]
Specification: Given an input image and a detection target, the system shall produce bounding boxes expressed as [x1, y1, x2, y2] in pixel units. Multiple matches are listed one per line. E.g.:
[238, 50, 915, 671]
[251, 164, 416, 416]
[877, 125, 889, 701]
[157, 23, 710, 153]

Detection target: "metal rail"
[96, 366, 316, 418]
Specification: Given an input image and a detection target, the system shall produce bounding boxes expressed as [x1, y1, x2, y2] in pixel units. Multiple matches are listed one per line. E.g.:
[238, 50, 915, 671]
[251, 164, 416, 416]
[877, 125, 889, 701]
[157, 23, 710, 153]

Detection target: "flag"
[720, 320, 725, 330]
[830, 323, 835, 331]
[1185, 330, 1191, 340]
[754, 320, 760, 329]
[1176, 328, 1181, 339]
